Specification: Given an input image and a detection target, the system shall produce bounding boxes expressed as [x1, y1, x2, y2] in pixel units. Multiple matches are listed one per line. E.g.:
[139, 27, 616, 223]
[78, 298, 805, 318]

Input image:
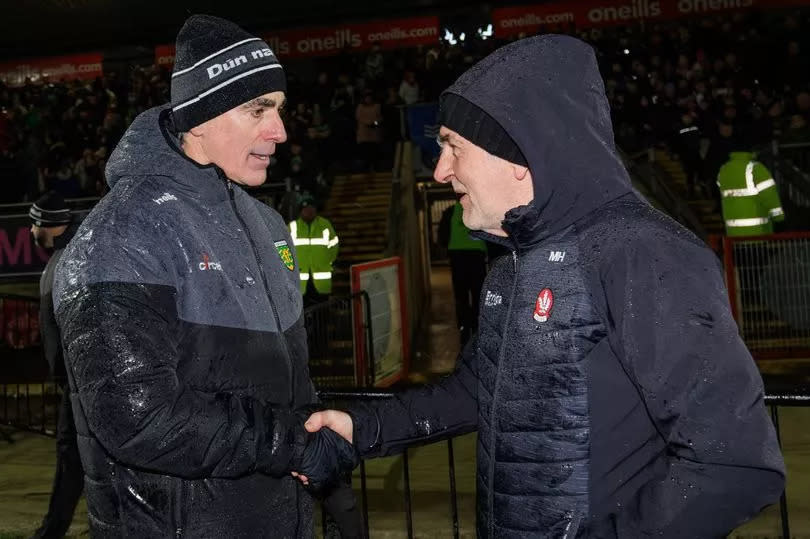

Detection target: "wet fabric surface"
[53, 106, 318, 537]
[356, 35, 785, 538]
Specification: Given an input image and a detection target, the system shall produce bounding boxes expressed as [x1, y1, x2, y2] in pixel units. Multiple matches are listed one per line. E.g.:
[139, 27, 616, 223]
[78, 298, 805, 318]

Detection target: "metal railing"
[717, 232, 810, 359]
[304, 291, 374, 388]
[757, 142, 810, 231]
[0, 291, 376, 436]
[0, 379, 62, 441]
[623, 148, 709, 241]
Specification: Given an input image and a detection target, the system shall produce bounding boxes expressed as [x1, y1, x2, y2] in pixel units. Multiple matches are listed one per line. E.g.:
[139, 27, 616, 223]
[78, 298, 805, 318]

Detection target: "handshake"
[266, 406, 355, 492]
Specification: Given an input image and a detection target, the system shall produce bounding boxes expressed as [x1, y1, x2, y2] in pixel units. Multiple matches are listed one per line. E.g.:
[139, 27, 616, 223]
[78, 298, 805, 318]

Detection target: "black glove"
[295, 426, 359, 493]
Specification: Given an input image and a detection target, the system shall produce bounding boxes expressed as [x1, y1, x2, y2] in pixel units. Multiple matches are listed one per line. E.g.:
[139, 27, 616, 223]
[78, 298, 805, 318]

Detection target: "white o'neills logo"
[207, 48, 277, 79]
[587, 0, 662, 23]
[153, 192, 177, 205]
[533, 288, 554, 323]
[199, 253, 222, 271]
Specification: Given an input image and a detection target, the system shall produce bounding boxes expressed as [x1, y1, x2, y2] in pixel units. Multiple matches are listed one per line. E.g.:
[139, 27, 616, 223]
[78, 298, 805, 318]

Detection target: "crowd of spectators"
[1, 8, 809, 207]
[593, 10, 810, 199]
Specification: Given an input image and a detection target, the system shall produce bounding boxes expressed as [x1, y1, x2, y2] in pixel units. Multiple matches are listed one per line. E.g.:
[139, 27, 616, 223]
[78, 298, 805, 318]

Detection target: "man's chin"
[232, 172, 268, 187]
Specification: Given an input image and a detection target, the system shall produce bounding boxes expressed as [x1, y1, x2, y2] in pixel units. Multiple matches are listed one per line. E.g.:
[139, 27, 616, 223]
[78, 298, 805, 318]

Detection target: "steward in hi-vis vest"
[717, 151, 785, 236]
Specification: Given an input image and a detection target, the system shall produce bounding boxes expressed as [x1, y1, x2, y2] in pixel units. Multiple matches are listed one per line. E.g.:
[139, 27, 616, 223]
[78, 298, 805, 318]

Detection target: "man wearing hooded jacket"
[52, 15, 356, 538]
[304, 35, 785, 537]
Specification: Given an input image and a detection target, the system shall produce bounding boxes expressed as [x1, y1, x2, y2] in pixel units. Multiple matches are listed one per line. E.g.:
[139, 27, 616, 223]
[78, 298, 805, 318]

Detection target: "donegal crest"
[275, 240, 295, 271]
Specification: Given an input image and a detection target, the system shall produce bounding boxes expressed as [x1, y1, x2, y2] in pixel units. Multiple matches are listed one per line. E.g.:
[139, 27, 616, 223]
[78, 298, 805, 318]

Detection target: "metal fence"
[757, 141, 810, 231]
[304, 291, 373, 388]
[0, 380, 62, 441]
[416, 182, 456, 266]
[720, 232, 810, 359]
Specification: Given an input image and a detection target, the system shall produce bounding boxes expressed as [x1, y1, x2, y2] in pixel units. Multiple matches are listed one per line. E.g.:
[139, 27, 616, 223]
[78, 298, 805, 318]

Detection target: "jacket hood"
[442, 34, 633, 245]
[105, 105, 225, 201]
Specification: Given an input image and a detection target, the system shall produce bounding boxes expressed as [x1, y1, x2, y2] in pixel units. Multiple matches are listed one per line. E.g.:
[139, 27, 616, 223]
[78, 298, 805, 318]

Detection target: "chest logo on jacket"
[533, 288, 554, 322]
[275, 240, 295, 271]
[484, 290, 502, 307]
[199, 253, 223, 271]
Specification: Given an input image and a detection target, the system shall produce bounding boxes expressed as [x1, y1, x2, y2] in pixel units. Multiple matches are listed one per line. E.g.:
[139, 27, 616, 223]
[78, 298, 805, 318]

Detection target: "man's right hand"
[294, 426, 358, 492]
[305, 409, 353, 443]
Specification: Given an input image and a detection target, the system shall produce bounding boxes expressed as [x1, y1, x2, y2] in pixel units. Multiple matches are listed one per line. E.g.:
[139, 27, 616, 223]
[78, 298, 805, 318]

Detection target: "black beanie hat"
[30, 191, 71, 228]
[438, 93, 528, 167]
[170, 14, 287, 131]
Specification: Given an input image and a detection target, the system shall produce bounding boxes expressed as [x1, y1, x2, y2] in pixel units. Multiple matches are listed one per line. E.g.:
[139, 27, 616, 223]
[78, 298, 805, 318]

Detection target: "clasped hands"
[282, 408, 355, 492]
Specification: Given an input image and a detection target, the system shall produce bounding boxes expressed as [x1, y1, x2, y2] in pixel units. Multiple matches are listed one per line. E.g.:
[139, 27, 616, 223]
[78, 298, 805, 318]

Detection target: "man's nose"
[260, 113, 287, 143]
[433, 150, 452, 184]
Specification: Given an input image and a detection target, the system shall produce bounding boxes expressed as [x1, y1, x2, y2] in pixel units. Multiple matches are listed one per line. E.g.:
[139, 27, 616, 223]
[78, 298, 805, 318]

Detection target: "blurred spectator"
[365, 43, 385, 85]
[398, 70, 420, 105]
[355, 90, 383, 172]
[673, 113, 704, 198]
[1, 7, 810, 211]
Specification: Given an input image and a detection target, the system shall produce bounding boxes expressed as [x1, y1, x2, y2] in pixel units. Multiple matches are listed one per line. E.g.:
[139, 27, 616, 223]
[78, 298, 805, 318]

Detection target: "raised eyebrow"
[244, 97, 285, 109]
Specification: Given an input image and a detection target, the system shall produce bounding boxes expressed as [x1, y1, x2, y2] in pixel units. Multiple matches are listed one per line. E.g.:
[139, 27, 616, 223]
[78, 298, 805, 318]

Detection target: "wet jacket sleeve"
[57, 281, 307, 480]
[350, 335, 479, 458]
[595, 239, 785, 537]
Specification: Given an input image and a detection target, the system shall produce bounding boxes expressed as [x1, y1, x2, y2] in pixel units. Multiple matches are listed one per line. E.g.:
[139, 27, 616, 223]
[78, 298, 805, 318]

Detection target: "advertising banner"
[0, 216, 50, 277]
[493, 0, 810, 36]
[0, 53, 103, 87]
[156, 16, 439, 64]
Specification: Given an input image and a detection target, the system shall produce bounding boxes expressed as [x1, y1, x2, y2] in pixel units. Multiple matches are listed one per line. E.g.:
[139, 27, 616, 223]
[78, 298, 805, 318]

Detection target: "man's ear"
[512, 164, 531, 181]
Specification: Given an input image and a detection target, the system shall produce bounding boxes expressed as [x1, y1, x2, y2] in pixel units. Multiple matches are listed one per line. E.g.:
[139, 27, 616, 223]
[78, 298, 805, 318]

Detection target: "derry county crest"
[533, 288, 554, 322]
[275, 240, 295, 271]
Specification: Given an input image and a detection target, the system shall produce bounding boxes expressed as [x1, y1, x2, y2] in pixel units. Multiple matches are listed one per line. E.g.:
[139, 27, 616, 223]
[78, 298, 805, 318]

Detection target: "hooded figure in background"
[304, 35, 785, 537]
[53, 15, 357, 538]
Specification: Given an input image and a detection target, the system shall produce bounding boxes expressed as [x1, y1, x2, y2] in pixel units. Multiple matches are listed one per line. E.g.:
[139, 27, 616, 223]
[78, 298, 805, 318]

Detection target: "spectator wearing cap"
[29, 191, 84, 539]
[289, 195, 339, 306]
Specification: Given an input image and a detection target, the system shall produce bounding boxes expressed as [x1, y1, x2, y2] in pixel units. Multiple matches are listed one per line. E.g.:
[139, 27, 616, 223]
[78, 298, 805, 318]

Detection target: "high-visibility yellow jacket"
[448, 203, 487, 252]
[717, 152, 785, 236]
[289, 216, 339, 294]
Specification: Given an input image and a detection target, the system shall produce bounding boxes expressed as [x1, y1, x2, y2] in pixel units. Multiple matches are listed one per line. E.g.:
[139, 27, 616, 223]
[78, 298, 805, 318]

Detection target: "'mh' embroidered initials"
[549, 251, 566, 262]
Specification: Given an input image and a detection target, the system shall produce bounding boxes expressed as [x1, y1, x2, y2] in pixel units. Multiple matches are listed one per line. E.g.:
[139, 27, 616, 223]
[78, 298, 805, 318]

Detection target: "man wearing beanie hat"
[52, 15, 357, 538]
[304, 35, 785, 537]
[29, 191, 85, 539]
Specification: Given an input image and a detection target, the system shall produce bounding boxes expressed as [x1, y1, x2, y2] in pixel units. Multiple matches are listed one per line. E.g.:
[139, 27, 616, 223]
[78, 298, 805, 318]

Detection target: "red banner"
[155, 44, 176, 68]
[266, 16, 439, 59]
[494, 0, 810, 36]
[156, 16, 439, 65]
[0, 53, 103, 87]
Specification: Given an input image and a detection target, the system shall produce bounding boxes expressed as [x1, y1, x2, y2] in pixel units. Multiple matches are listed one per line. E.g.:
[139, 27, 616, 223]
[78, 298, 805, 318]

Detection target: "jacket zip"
[222, 175, 301, 537]
[172, 478, 185, 537]
[223, 175, 295, 406]
[488, 249, 520, 537]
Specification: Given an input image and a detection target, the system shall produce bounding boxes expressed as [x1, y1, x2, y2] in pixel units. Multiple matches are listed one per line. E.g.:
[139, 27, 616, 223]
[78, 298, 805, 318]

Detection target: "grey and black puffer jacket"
[352, 35, 785, 538]
[53, 106, 319, 538]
